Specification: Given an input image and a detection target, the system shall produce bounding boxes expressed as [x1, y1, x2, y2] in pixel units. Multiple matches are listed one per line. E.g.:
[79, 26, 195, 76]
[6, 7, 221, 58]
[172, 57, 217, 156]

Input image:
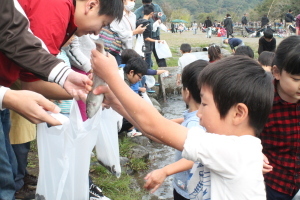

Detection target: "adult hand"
[262, 154, 273, 174]
[134, 24, 146, 35]
[139, 87, 146, 93]
[2, 90, 62, 125]
[63, 71, 93, 101]
[144, 169, 167, 193]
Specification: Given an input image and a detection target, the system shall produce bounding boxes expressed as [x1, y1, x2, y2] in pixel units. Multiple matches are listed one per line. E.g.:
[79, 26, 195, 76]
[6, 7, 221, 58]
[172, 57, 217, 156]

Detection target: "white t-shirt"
[182, 127, 266, 200]
[177, 53, 198, 74]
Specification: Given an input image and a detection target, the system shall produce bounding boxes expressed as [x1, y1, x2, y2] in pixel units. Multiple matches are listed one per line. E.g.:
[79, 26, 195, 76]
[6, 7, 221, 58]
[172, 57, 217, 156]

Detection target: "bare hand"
[91, 50, 119, 83]
[139, 87, 147, 93]
[3, 90, 62, 125]
[144, 169, 167, 193]
[262, 154, 273, 174]
[63, 71, 92, 101]
[135, 24, 146, 35]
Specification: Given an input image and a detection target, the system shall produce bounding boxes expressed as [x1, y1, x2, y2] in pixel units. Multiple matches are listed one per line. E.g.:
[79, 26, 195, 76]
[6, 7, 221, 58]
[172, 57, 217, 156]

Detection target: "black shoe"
[15, 184, 35, 200]
[89, 184, 111, 200]
[24, 174, 38, 186]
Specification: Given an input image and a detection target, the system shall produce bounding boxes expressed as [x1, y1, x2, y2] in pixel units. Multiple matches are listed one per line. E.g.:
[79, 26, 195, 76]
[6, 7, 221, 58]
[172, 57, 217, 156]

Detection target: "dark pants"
[12, 142, 30, 191]
[173, 189, 189, 200]
[145, 52, 152, 69]
[119, 118, 133, 133]
[152, 36, 167, 67]
[266, 184, 297, 200]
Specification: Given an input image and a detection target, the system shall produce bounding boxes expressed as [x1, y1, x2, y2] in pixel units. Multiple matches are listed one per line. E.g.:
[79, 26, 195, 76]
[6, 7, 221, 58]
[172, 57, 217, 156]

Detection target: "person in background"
[241, 13, 248, 37]
[224, 14, 234, 38]
[204, 17, 213, 38]
[295, 13, 300, 35]
[234, 46, 254, 58]
[109, 0, 146, 65]
[258, 30, 276, 54]
[176, 43, 198, 86]
[261, 14, 269, 28]
[208, 45, 222, 63]
[192, 21, 198, 35]
[223, 38, 244, 53]
[258, 51, 275, 73]
[135, 0, 167, 67]
[285, 9, 295, 36]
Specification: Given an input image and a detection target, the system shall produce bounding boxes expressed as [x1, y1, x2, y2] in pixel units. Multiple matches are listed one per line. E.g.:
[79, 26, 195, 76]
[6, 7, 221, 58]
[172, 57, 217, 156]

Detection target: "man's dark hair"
[234, 46, 254, 58]
[180, 43, 192, 53]
[142, 0, 152, 3]
[263, 30, 273, 39]
[198, 56, 274, 136]
[143, 4, 154, 15]
[123, 57, 148, 75]
[121, 49, 140, 64]
[182, 60, 209, 104]
[258, 51, 275, 66]
[226, 14, 230, 17]
[207, 17, 210, 20]
[289, 9, 292, 13]
[274, 36, 300, 74]
[208, 45, 221, 62]
[99, 0, 123, 22]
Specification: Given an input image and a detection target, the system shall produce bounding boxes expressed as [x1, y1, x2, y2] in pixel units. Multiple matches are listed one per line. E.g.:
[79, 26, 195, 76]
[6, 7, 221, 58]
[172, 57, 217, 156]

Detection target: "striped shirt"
[260, 82, 300, 196]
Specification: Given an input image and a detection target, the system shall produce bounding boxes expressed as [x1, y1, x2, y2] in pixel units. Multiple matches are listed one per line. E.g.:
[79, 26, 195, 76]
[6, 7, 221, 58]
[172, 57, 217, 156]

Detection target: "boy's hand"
[144, 169, 167, 193]
[64, 71, 92, 101]
[139, 87, 146, 93]
[91, 49, 119, 83]
[262, 154, 273, 174]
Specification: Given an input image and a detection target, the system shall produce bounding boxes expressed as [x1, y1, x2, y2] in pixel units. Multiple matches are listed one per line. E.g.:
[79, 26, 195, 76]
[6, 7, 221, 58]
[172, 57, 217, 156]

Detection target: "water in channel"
[134, 95, 187, 200]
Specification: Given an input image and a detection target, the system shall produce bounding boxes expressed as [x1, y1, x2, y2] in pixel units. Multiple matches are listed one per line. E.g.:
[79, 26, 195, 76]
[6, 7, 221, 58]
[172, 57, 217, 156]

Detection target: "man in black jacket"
[285, 9, 295, 36]
[241, 13, 248, 37]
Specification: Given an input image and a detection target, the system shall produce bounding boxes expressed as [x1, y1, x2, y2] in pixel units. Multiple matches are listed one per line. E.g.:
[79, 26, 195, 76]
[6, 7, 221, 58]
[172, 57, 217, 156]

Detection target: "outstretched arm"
[91, 50, 188, 151]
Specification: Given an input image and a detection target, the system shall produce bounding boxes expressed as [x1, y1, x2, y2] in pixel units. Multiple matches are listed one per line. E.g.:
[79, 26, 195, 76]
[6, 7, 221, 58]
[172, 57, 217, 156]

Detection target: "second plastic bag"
[155, 41, 172, 59]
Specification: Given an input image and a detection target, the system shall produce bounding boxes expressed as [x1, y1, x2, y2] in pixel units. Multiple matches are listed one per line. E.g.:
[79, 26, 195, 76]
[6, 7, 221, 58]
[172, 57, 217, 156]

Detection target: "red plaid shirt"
[260, 83, 300, 196]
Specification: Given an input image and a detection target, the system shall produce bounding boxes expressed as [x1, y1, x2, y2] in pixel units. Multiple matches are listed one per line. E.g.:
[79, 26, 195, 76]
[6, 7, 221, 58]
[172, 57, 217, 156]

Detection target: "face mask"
[124, 1, 135, 11]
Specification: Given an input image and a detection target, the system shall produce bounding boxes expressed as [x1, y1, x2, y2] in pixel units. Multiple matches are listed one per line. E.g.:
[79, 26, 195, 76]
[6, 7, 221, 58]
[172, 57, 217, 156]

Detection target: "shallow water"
[134, 95, 187, 200]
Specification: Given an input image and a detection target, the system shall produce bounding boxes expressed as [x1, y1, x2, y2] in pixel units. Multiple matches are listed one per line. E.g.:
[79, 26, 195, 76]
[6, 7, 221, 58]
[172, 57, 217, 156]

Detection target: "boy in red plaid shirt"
[261, 35, 300, 200]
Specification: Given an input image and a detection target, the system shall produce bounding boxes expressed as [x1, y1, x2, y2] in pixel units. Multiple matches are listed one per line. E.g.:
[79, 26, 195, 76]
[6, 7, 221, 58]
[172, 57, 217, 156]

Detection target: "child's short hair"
[234, 46, 254, 58]
[123, 57, 148, 75]
[143, 4, 154, 15]
[121, 49, 140, 64]
[198, 56, 274, 136]
[180, 43, 192, 53]
[99, 0, 123, 21]
[182, 60, 209, 104]
[208, 45, 221, 62]
[258, 51, 275, 66]
[282, 43, 300, 75]
[274, 36, 300, 74]
[263, 30, 273, 39]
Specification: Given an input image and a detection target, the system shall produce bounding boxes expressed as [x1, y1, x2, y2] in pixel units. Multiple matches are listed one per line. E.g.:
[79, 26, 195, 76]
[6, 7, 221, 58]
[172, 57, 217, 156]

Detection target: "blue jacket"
[134, 3, 166, 38]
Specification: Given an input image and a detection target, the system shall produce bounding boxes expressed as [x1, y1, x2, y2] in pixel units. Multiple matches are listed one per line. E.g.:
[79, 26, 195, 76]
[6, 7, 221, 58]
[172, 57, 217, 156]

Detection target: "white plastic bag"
[141, 92, 153, 105]
[152, 21, 160, 32]
[95, 108, 121, 178]
[134, 34, 144, 57]
[145, 75, 155, 88]
[36, 101, 101, 200]
[155, 41, 172, 59]
[159, 23, 168, 32]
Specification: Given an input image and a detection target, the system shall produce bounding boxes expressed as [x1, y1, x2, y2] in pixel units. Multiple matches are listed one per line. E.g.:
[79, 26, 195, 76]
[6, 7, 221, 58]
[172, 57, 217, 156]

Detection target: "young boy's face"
[273, 69, 300, 103]
[197, 85, 232, 134]
[127, 70, 142, 84]
[74, 0, 114, 36]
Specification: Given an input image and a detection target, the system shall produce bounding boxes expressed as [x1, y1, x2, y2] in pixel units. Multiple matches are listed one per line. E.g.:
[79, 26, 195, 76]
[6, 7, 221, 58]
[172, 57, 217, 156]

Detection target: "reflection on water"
[137, 95, 186, 200]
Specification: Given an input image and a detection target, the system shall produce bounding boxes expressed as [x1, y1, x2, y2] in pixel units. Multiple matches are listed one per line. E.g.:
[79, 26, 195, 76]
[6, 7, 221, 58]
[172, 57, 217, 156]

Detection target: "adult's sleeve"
[0, 0, 70, 86]
[0, 86, 10, 110]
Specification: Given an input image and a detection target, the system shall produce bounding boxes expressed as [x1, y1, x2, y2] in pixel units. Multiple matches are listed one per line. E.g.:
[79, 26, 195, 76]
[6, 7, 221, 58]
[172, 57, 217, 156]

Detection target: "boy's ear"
[85, 0, 100, 14]
[272, 65, 281, 80]
[232, 103, 248, 126]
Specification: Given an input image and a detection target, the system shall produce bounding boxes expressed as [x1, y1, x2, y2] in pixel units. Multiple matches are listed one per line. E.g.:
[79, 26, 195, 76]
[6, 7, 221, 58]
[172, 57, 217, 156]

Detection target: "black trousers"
[173, 189, 190, 200]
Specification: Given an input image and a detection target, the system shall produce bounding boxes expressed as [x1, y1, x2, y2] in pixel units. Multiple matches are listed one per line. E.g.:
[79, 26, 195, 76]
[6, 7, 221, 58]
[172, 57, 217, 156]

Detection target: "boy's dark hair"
[274, 36, 300, 74]
[263, 30, 273, 39]
[234, 46, 254, 58]
[182, 60, 209, 104]
[143, 4, 154, 15]
[208, 45, 221, 62]
[121, 49, 140, 64]
[289, 9, 292, 13]
[198, 56, 274, 136]
[99, 0, 123, 22]
[226, 14, 230, 17]
[258, 51, 275, 66]
[123, 57, 148, 75]
[142, 0, 152, 3]
[180, 43, 192, 53]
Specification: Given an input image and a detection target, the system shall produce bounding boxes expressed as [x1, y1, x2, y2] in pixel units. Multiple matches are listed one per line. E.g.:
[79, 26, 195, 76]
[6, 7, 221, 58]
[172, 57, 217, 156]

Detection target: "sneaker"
[15, 184, 36, 200]
[89, 184, 111, 200]
[24, 174, 38, 186]
[127, 129, 142, 137]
